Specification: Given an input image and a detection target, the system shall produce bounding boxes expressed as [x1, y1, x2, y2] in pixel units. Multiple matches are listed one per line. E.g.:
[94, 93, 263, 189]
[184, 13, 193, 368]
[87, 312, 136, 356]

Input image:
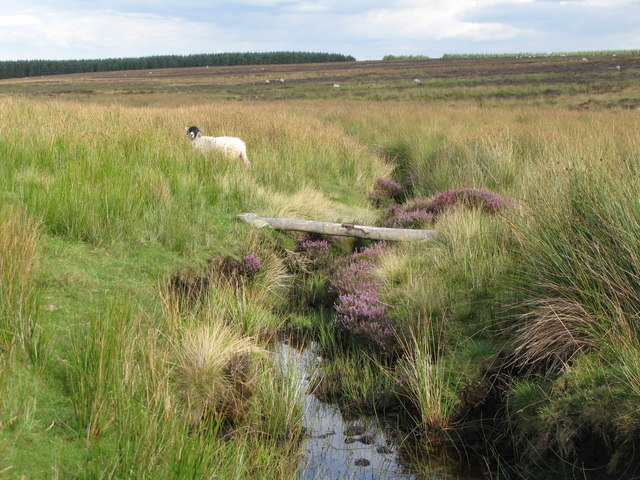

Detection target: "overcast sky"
[0, 0, 638, 61]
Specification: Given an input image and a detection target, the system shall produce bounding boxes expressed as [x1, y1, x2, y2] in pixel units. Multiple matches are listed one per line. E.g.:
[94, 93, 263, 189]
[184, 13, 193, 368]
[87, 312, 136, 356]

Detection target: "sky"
[0, 0, 638, 62]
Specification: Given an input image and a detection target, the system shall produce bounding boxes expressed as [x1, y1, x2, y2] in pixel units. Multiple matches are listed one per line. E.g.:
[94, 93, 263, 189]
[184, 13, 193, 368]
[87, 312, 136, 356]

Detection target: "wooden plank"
[236, 213, 438, 242]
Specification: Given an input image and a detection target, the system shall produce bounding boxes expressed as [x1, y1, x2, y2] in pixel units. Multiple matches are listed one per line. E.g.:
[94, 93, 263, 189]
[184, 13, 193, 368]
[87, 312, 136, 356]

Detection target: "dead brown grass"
[513, 298, 597, 373]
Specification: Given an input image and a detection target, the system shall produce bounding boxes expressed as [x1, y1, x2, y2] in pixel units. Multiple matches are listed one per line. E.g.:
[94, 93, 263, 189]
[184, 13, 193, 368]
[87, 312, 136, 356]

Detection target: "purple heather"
[378, 188, 511, 228]
[328, 243, 395, 350]
[239, 253, 262, 279]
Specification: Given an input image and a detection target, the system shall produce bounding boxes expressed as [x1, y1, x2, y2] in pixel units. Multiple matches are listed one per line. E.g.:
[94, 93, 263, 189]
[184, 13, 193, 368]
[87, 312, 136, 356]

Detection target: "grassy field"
[1, 55, 640, 479]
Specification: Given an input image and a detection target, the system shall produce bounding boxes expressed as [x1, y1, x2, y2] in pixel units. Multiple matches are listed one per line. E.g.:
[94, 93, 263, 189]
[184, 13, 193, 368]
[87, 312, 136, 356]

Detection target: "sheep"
[185, 126, 250, 168]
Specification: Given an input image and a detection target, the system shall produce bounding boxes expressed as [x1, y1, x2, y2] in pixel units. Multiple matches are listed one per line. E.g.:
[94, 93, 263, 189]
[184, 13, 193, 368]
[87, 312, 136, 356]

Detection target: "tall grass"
[347, 103, 640, 470]
[396, 314, 458, 436]
[512, 161, 640, 360]
[3, 94, 640, 477]
[0, 207, 41, 360]
[0, 98, 387, 251]
[247, 347, 306, 444]
[66, 298, 131, 440]
[0, 96, 395, 478]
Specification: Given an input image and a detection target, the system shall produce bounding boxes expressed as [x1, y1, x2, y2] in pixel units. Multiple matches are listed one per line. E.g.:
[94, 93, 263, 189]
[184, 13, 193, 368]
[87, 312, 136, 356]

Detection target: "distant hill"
[442, 49, 640, 59]
[0, 51, 355, 80]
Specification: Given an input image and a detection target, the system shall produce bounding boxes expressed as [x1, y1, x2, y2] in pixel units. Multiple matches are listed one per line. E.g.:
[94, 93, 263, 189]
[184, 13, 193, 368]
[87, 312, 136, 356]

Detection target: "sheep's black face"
[185, 126, 202, 140]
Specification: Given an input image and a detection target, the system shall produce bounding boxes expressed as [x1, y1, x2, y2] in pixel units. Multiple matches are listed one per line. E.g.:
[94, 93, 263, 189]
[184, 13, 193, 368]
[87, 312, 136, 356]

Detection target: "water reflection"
[277, 343, 481, 480]
[300, 393, 420, 480]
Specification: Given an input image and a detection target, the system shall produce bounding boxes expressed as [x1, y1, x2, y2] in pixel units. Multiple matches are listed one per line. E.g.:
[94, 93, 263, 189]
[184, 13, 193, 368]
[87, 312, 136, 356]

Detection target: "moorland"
[1, 53, 640, 479]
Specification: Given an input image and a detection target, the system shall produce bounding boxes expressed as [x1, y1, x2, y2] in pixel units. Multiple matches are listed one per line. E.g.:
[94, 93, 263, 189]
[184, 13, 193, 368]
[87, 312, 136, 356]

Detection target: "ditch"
[277, 342, 483, 480]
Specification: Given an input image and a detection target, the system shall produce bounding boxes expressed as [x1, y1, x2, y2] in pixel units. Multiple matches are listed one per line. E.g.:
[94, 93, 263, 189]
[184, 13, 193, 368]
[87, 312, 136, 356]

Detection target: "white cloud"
[0, 13, 42, 27]
[0, 9, 227, 60]
[0, 0, 638, 61]
[348, 2, 524, 43]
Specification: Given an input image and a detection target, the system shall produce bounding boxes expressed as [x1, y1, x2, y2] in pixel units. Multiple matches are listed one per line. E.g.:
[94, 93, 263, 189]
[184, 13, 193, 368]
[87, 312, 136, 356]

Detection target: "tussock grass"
[396, 313, 458, 436]
[247, 347, 306, 443]
[513, 159, 640, 346]
[175, 321, 264, 426]
[512, 298, 596, 373]
[378, 207, 510, 336]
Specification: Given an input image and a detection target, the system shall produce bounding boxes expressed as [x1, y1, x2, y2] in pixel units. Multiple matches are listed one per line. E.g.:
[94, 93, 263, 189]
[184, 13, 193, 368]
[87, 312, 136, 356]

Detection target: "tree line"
[0, 51, 356, 80]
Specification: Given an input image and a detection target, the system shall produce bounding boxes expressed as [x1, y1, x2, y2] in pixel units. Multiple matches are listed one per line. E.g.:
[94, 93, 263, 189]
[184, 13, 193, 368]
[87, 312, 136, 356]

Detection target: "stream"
[277, 342, 484, 480]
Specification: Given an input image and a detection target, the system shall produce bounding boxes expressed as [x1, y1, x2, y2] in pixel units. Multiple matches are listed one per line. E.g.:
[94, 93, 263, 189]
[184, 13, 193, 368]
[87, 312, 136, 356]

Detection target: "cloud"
[461, 0, 640, 35]
[0, 8, 230, 60]
[0, 0, 638, 61]
[350, 3, 523, 42]
[0, 13, 42, 27]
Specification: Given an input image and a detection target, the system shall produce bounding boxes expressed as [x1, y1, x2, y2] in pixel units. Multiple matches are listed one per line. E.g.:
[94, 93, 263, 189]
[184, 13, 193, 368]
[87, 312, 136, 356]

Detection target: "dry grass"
[174, 320, 265, 426]
[512, 298, 597, 373]
[0, 207, 40, 351]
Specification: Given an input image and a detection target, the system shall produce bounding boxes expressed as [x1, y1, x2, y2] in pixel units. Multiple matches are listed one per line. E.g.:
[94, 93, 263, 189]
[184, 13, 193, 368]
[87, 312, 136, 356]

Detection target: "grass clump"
[175, 320, 265, 427]
[396, 315, 458, 439]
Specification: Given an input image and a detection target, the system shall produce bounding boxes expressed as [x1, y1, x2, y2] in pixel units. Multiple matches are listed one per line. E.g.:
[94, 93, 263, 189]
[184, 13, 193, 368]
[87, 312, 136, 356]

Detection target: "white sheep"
[185, 126, 250, 168]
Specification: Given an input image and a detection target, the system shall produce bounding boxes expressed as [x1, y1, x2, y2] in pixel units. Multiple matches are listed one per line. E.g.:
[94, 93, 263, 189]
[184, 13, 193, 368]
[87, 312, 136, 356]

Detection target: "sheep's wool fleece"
[193, 136, 245, 156]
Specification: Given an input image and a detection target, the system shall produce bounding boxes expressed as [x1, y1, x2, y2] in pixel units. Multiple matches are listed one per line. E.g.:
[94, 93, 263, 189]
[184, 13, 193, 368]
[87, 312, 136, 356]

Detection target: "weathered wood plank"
[236, 213, 438, 242]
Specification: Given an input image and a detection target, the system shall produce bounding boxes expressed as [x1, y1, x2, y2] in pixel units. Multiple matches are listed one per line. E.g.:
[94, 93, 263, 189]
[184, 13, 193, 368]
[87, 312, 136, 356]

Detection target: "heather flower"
[370, 178, 404, 208]
[426, 188, 511, 216]
[328, 243, 396, 351]
[239, 253, 262, 279]
[299, 239, 330, 250]
[377, 188, 511, 228]
[299, 239, 332, 270]
[226, 355, 250, 381]
[377, 202, 435, 228]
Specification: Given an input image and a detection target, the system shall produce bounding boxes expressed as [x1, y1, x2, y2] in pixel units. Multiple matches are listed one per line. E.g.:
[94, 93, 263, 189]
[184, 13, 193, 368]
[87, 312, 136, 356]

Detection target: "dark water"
[277, 343, 483, 480]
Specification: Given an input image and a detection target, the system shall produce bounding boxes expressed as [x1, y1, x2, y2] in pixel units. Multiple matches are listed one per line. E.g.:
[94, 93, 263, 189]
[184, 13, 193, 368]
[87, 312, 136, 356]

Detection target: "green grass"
[2, 68, 640, 478]
[0, 97, 389, 479]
